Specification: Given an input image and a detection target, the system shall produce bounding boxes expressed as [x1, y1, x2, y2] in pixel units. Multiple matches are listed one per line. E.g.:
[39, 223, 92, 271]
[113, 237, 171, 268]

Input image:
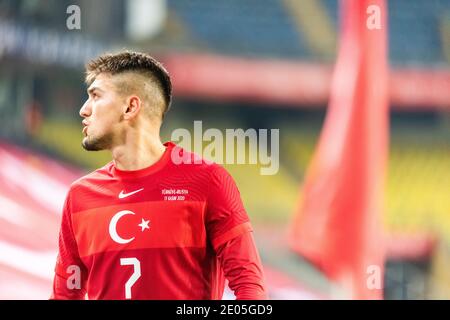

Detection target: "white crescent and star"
[109, 210, 151, 244]
[138, 218, 150, 231]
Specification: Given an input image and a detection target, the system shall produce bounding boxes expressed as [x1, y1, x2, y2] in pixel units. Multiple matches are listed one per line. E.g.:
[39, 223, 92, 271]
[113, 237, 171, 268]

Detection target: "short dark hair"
[85, 51, 172, 118]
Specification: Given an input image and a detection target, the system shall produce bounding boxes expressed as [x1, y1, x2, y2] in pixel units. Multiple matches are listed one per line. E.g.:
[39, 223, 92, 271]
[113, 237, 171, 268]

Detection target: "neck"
[111, 126, 166, 171]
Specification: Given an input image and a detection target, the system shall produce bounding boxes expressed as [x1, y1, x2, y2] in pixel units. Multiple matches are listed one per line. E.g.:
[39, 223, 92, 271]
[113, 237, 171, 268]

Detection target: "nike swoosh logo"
[118, 188, 144, 199]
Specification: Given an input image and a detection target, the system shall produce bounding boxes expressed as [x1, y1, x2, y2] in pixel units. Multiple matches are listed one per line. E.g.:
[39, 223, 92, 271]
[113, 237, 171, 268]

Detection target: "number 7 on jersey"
[120, 257, 141, 299]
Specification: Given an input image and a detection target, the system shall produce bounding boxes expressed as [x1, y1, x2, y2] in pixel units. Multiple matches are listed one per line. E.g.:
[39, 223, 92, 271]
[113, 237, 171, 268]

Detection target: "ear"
[123, 95, 141, 120]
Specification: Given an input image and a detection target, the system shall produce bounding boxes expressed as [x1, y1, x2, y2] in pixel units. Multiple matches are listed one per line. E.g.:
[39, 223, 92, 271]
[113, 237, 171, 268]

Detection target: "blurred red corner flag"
[290, 0, 388, 299]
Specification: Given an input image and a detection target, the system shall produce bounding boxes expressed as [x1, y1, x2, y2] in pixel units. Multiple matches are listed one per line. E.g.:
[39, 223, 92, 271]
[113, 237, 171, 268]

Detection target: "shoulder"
[165, 144, 240, 195]
[169, 143, 230, 179]
[67, 161, 114, 195]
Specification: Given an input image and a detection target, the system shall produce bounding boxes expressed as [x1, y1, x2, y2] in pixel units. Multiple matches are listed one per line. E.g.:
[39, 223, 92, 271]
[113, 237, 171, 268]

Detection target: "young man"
[51, 51, 267, 300]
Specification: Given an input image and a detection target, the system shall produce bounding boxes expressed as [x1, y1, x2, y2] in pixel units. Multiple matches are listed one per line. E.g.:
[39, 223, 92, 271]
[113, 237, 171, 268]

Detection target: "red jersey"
[51, 142, 266, 300]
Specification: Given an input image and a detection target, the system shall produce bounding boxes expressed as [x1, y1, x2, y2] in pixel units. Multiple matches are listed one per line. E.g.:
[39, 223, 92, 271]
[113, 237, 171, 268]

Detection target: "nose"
[79, 99, 91, 118]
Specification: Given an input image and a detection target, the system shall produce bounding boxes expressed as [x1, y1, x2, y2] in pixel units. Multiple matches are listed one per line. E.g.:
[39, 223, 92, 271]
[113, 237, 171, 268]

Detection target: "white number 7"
[120, 257, 141, 299]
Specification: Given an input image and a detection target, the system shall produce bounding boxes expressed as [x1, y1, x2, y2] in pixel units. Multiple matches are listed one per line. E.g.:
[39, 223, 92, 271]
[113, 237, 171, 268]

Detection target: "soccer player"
[51, 51, 267, 300]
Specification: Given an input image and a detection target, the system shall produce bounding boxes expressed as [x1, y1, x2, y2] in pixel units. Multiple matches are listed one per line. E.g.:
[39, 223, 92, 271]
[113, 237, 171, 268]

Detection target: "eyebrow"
[87, 86, 103, 95]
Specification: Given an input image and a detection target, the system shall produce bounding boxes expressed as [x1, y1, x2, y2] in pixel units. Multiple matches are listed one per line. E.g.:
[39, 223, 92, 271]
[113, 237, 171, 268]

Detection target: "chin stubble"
[81, 133, 113, 151]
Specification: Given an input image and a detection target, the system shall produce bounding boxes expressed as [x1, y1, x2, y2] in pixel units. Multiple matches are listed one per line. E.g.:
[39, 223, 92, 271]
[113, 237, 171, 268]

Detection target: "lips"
[82, 120, 89, 135]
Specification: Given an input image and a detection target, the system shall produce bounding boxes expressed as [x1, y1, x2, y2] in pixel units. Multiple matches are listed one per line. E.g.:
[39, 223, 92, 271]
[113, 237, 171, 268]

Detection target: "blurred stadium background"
[0, 0, 449, 299]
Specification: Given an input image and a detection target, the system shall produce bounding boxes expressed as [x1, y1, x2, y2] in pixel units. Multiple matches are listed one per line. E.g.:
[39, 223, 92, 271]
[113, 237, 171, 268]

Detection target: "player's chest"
[72, 183, 207, 257]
